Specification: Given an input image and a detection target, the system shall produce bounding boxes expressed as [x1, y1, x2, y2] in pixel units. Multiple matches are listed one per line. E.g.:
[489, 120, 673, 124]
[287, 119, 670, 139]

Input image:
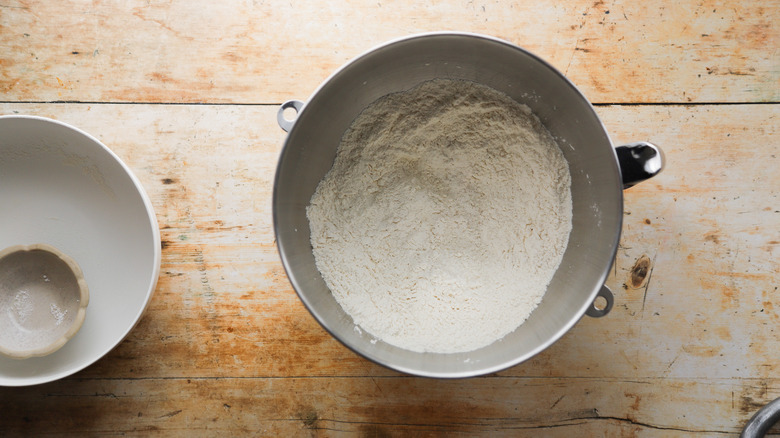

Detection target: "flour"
[307, 79, 572, 353]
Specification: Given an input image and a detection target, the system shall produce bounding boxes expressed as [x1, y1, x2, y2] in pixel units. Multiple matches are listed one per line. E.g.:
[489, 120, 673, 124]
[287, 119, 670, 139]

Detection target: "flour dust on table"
[307, 79, 572, 353]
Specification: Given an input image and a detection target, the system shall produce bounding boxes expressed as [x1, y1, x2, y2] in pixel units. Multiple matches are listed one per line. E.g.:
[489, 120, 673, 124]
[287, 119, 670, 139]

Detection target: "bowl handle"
[585, 285, 614, 318]
[277, 100, 304, 132]
[616, 142, 665, 189]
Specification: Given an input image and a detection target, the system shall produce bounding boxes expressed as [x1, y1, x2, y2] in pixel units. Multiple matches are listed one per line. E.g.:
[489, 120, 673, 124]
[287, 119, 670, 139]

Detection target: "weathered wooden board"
[1, 0, 777, 104]
[0, 376, 777, 436]
[0, 103, 775, 388]
[1, 0, 778, 433]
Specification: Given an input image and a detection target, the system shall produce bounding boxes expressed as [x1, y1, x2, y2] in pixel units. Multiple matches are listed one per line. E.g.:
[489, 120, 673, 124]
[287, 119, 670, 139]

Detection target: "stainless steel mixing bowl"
[273, 32, 663, 378]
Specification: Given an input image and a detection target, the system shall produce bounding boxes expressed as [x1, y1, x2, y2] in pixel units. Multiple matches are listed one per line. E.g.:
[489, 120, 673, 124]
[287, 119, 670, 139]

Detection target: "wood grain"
[1, 377, 777, 436]
[1, 0, 777, 104]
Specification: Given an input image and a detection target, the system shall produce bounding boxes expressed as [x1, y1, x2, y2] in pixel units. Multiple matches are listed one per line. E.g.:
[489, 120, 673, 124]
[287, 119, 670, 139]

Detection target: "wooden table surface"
[1, 1, 778, 436]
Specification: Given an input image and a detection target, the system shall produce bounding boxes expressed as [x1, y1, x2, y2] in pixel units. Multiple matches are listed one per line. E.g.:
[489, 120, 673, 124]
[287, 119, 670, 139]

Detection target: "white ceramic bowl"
[0, 116, 160, 386]
[0, 243, 89, 359]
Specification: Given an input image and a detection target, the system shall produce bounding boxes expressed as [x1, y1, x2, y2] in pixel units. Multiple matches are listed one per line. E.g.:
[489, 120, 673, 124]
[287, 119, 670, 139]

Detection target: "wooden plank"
[1, 102, 775, 385]
[0, 376, 777, 436]
[1, 0, 776, 104]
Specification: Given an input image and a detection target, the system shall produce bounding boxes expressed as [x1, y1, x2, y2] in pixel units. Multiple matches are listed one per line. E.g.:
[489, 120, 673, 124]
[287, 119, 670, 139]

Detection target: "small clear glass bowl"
[0, 244, 89, 359]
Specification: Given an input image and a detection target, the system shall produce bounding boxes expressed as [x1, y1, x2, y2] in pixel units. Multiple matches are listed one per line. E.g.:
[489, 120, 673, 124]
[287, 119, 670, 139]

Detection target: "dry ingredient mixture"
[307, 79, 572, 353]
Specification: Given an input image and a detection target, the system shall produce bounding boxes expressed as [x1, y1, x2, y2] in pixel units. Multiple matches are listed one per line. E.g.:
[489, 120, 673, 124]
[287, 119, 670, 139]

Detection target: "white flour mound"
[307, 79, 572, 353]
